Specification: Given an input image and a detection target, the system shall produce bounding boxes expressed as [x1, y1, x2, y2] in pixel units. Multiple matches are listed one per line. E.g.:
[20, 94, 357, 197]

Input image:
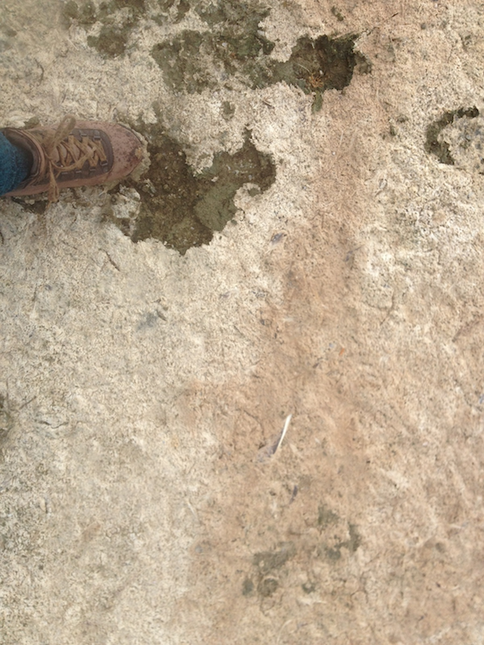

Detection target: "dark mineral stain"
[302, 581, 316, 594]
[11, 197, 47, 216]
[317, 504, 339, 529]
[253, 541, 296, 575]
[222, 101, 235, 120]
[0, 395, 13, 451]
[249, 542, 297, 598]
[425, 106, 479, 164]
[112, 121, 276, 254]
[325, 546, 342, 561]
[346, 523, 362, 553]
[320, 523, 362, 563]
[242, 577, 254, 596]
[257, 577, 279, 597]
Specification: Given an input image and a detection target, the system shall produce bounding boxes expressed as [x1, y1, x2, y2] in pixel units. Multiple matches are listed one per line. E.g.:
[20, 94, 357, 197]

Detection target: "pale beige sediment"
[0, 1, 483, 644]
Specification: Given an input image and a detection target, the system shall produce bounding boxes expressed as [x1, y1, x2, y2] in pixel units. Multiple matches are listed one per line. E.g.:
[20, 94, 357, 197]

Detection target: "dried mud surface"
[1, 1, 484, 643]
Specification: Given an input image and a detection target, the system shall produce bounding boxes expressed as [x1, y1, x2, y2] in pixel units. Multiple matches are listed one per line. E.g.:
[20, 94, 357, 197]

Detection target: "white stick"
[274, 414, 292, 454]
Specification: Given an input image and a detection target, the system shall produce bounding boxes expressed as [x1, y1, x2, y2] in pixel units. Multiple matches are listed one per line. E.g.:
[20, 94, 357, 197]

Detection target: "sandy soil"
[1, 1, 484, 643]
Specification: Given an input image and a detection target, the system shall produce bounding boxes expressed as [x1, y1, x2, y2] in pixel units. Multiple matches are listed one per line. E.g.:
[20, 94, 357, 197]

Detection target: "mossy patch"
[151, 31, 213, 93]
[268, 34, 357, 93]
[152, 28, 358, 102]
[61, 0, 97, 27]
[195, 0, 268, 28]
[331, 5, 345, 22]
[108, 120, 276, 254]
[150, 2, 276, 94]
[152, 0, 190, 23]
[425, 106, 479, 164]
[62, 0, 361, 102]
[87, 23, 135, 57]
[57, 0, 362, 251]
[62, 0, 148, 57]
[150, 0, 359, 100]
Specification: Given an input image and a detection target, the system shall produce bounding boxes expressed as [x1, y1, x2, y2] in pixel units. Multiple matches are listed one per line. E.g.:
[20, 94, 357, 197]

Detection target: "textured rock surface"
[1, 1, 483, 643]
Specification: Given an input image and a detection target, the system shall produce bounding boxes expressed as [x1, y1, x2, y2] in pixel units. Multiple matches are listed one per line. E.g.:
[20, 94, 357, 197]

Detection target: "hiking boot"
[2, 116, 146, 202]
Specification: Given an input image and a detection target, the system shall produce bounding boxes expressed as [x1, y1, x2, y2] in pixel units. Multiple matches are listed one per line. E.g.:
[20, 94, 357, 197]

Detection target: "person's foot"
[2, 116, 145, 202]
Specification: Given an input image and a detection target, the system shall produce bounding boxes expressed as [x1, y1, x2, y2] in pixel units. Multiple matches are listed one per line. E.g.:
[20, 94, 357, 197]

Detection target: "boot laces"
[43, 116, 108, 203]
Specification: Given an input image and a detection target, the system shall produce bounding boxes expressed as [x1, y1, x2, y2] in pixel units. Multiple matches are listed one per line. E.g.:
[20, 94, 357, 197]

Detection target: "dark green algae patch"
[62, 0, 150, 57]
[110, 124, 276, 255]
[64, 0, 359, 102]
[152, 31, 358, 100]
[60, 0, 362, 253]
[151, 0, 360, 101]
[425, 106, 479, 165]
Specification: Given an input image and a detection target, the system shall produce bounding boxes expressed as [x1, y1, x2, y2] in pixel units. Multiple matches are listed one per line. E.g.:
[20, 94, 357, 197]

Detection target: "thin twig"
[274, 414, 292, 455]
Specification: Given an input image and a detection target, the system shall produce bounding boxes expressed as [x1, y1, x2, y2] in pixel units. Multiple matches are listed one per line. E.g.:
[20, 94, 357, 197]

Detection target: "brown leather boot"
[2, 116, 145, 202]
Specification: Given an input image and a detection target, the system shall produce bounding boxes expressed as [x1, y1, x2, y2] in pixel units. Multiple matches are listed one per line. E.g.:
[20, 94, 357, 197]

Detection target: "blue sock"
[0, 131, 32, 196]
